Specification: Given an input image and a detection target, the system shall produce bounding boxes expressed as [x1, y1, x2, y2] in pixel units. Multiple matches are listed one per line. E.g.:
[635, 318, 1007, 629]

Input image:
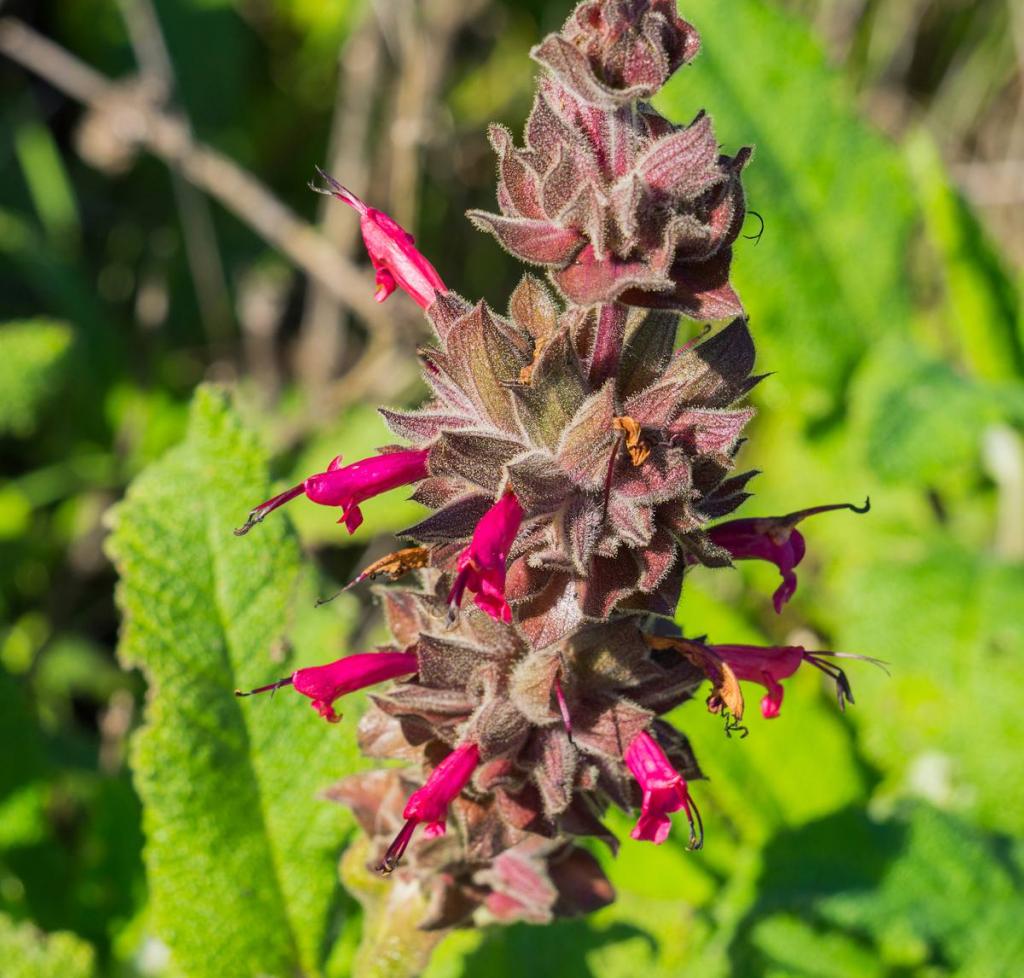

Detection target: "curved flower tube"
[624, 730, 702, 848]
[378, 743, 481, 874]
[235, 448, 430, 536]
[311, 167, 447, 308]
[235, 650, 418, 723]
[447, 491, 524, 623]
[708, 499, 869, 612]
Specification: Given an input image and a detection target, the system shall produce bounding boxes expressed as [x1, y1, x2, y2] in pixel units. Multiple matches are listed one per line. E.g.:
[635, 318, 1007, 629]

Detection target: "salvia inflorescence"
[235, 0, 882, 928]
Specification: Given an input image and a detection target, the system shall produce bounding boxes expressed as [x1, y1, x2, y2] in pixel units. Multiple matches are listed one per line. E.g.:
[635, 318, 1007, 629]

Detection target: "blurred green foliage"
[0, 0, 1021, 976]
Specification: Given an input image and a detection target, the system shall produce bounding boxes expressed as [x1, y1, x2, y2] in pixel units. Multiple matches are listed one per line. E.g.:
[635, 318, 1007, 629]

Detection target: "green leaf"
[750, 915, 885, 978]
[851, 340, 1013, 485]
[0, 914, 96, 978]
[107, 385, 364, 978]
[655, 0, 917, 420]
[737, 804, 1024, 977]
[905, 131, 1023, 381]
[836, 548, 1024, 835]
[0, 320, 73, 436]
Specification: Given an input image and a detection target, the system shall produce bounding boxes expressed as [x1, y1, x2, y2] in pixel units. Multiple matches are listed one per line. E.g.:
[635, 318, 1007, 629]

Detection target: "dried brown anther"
[612, 416, 651, 467]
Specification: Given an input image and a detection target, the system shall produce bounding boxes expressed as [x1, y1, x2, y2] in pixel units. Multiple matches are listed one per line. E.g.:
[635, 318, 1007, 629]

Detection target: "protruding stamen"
[234, 484, 305, 536]
[234, 677, 293, 698]
[804, 649, 889, 711]
[685, 793, 704, 851]
[376, 819, 417, 876]
[790, 498, 871, 519]
[743, 209, 765, 245]
[308, 165, 367, 213]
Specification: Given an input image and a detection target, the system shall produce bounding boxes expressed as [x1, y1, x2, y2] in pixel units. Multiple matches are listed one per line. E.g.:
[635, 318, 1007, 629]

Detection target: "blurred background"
[0, 0, 1022, 976]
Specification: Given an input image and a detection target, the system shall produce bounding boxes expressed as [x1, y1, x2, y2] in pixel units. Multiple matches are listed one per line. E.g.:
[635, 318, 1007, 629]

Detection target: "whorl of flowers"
[236, 0, 879, 929]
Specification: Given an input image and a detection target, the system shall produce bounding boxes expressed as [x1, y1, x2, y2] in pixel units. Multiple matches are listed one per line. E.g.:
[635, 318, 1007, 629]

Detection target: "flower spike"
[708, 499, 870, 612]
[310, 167, 447, 309]
[229, 0, 886, 926]
[625, 731, 703, 849]
[377, 743, 480, 874]
[447, 491, 524, 624]
[235, 650, 417, 723]
[235, 449, 429, 536]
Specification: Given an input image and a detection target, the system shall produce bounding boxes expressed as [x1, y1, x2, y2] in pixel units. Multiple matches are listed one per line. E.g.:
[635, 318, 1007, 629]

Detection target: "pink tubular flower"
[235, 650, 418, 723]
[312, 167, 446, 308]
[708, 499, 870, 613]
[447, 491, 524, 623]
[624, 731, 703, 848]
[235, 448, 429, 536]
[378, 743, 481, 874]
[709, 643, 886, 719]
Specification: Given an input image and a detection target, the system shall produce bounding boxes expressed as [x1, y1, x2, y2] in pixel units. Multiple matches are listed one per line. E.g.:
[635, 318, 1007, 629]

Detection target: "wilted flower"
[235, 448, 429, 535]
[624, 730, 702, 847]
[709, 643, 884, 718]
[312, 167, 447, 308]
[236, 650, 418, 722]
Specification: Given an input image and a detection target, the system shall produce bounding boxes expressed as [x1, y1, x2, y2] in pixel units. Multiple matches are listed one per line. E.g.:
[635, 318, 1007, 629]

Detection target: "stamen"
[234, 676, 293, 698]
[722, 711, 749, 739]
[804, 649, 890, 710]
[685, 793, 704, 851]
[790, 498, 871, 521]
[803, 655, 854, 710]
[743, 210, 765, 245]
[308, 166, 366, 213]
[376, 819, 417, 875]
[234, 483, 305, 536]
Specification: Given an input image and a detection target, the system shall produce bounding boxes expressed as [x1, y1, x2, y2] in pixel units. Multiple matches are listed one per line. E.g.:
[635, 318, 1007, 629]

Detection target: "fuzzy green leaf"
[107, 386, 362, 978]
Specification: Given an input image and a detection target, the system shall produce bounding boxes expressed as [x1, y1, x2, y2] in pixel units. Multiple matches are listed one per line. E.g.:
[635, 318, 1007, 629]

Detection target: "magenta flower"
[312, 167, 446, 308]
[624, 731, 703, 848]
[379, 742, 481, 873]
[709, 643, 885, 718]
[447, 491, 524, 623]
[236, 650, 418, 723]
[235, 448, 429, 536]
[708, 499, 870, 612]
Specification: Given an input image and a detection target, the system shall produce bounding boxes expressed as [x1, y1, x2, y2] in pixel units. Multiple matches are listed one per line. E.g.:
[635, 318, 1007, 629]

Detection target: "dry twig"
[0, 16, 390, 328]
